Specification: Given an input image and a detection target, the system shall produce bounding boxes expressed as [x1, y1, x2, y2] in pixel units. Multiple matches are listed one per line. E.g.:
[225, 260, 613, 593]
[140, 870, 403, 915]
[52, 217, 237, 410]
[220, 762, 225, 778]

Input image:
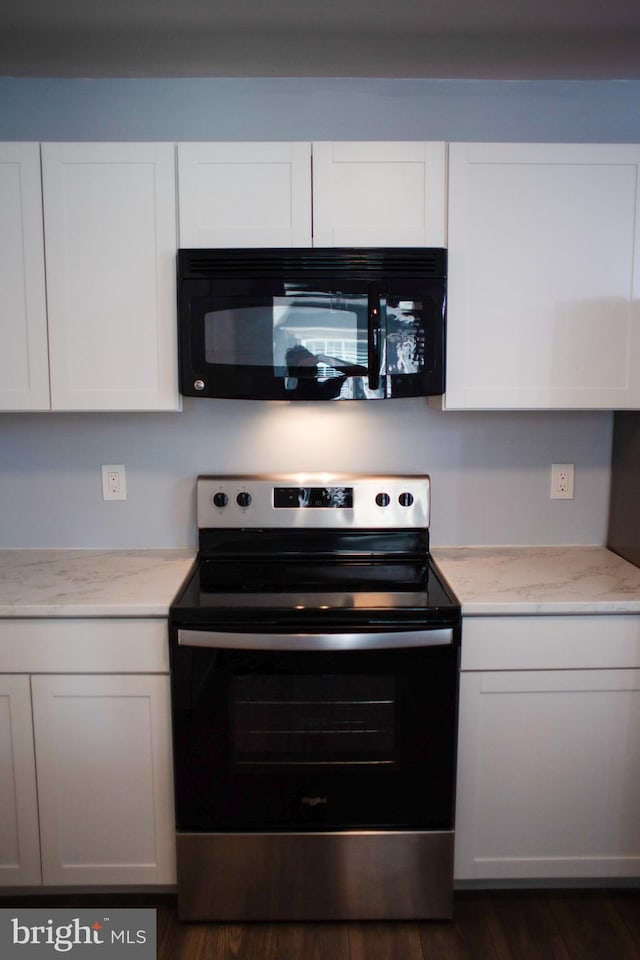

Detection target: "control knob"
[375, 492, 391, 507]
[236, 491, 252, 508]
[398, 492, 414, 507]
[212, 492, 228, 508]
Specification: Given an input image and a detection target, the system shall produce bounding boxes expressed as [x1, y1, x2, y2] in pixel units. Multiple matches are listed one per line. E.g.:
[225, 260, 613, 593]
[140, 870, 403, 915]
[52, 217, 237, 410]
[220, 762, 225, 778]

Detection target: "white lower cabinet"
[0, 619, 176, 887]
[32, 674, 175, 886]
[455, 616, 640, 881]
[0, 676, 41, 885]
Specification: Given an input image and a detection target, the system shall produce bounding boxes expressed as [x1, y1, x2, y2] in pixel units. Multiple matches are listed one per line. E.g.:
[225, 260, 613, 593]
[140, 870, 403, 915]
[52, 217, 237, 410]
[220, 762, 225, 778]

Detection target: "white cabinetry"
[32, 673, 174, 885]
[312, 142, 447, 247]
[0, 675, 41, 885]
[178, 142, 312, 247]
[41, 143, 180, 411]
[445, 143, 640, 409]
[0, 619, 176, 887]
[455, 616, 640, 880]
[177, 141, 447, 249]
[0, 143, 50, 411]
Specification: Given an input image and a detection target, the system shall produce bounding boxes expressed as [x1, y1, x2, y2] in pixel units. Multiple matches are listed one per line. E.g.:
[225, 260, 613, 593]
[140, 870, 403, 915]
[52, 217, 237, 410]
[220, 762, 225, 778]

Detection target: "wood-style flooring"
[3, 889, 639, 960]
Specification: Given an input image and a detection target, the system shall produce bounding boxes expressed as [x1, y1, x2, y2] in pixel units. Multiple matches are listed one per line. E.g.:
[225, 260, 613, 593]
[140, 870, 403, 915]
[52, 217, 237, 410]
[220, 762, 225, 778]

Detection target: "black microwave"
[177, 248, 447, 401]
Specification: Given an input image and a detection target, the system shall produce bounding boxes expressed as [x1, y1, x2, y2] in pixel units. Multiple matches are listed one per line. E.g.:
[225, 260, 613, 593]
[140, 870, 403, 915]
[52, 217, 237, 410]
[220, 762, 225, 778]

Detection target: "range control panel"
[196, 475, 430, 530]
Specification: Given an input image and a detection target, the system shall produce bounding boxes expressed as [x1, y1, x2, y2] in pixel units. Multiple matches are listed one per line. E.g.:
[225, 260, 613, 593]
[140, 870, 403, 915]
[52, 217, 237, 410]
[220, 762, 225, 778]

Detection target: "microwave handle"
[367, 283, 382, 391]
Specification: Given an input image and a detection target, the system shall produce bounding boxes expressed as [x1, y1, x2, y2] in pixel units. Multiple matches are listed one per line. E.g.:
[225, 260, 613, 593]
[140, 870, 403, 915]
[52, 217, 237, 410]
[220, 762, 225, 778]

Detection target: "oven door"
[170, 627, 459, 833]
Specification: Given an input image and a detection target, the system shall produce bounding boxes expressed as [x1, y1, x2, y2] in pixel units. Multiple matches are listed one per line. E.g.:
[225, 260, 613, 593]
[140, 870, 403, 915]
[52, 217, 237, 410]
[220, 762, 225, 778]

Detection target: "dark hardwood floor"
[2, 889, 639, 959]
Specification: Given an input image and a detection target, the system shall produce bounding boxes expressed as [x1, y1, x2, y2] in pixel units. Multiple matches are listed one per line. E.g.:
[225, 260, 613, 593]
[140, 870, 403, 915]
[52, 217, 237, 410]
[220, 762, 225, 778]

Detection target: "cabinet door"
[178, 142, 312, 247]
[41, 143, 180, 411]
[445, 143, 640, 409]
[0, 675, 41, 885]
[32, 674, 175, 885]
[312, 142, 447, 247]
[0, 143, 50, 411]
[455, 669, 640, 880]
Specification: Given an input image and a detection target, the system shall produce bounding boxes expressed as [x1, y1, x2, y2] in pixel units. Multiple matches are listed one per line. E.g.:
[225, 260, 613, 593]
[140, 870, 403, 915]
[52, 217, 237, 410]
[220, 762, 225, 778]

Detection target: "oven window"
[232, 673, 396, 764]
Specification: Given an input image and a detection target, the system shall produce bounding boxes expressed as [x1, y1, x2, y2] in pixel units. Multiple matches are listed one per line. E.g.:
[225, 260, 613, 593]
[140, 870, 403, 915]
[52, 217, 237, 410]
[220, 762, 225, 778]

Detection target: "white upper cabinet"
[444, 143, 640, 409]
[177, 141, 447, 249]
[41, 143, 180, 411]
[0, 143, 50, 410]
[312, 141, 447, 247]
[178, 142, 312, 247]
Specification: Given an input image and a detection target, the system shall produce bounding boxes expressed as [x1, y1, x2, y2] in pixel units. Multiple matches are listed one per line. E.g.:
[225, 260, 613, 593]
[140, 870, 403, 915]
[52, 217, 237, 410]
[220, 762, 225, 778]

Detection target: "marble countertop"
[432, 545, 640, 615]
[1, 545, 640, 619]
[0, 549, 196, 618]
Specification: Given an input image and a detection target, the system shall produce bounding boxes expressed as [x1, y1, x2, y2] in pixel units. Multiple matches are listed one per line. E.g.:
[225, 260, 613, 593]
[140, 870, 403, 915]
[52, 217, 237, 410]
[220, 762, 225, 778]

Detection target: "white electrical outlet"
[101, 464, 127, 501]
[550, 463, 574, 500]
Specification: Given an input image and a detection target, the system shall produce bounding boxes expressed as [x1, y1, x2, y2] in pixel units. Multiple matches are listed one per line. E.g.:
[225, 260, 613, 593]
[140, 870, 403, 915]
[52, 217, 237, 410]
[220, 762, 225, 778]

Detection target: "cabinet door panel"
[178, 142, 312, 247]
[0, 143, 50, 410]
[446, 143, 640, 409]
[455, 669, 640, 879]
[312, 142, 446, 247]
[0, 675, 41, 885]
[32, 674, 175, 885]
[42, 143, 179, 411]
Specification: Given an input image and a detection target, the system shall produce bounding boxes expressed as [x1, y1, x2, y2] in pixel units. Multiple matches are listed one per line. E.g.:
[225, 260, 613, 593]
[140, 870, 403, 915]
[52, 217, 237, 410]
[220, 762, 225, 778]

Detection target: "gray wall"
[1, 78, 640, 142]
[1, 76, 634, 549]
[0, 402, 612, 550]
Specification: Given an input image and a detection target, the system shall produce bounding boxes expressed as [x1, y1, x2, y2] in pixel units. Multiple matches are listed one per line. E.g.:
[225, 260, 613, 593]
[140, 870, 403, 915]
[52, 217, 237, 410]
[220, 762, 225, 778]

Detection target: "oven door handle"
[177, 627, 455, 650]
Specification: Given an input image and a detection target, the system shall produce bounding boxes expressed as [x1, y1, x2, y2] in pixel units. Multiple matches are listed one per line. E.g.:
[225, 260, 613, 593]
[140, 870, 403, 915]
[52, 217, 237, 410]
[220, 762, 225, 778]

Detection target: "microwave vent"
[179, 248, 446, 280]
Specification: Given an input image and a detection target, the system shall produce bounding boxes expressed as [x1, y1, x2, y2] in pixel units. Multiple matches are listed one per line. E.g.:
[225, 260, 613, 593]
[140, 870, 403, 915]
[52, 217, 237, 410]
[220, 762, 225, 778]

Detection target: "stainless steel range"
[169, 474, 461, 921]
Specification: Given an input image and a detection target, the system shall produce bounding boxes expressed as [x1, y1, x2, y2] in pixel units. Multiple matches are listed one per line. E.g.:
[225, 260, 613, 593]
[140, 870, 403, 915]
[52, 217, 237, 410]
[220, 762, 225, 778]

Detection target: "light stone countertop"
[0, 549, 196, 618]
[432, 545, 640, 615]
[1, 545, 640, 619]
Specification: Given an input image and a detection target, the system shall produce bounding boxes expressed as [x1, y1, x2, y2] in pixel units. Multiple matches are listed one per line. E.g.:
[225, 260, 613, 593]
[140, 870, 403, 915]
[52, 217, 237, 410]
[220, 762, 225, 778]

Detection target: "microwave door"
[276, 290, 383, 400]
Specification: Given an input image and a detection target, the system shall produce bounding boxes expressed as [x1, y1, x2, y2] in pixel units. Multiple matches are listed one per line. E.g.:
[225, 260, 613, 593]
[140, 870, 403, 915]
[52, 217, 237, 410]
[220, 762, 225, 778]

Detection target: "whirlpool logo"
[0, 909, 156, 959]
[301, 796, 328, 807]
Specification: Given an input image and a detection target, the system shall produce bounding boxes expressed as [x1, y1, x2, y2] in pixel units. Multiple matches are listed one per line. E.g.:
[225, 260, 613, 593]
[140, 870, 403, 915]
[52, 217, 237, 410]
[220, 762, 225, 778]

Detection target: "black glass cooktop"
[171, 555, 460, 629]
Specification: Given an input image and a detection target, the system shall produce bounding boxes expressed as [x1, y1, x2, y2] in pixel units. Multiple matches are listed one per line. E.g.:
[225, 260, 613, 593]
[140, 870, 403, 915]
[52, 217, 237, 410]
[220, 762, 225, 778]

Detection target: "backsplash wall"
[0, 402, 612, 549]
[1, 75, 636, 550]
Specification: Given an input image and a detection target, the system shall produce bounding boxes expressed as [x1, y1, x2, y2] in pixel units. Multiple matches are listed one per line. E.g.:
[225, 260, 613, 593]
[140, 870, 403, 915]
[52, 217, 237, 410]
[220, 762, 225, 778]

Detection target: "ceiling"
[1, 0, 640, 80]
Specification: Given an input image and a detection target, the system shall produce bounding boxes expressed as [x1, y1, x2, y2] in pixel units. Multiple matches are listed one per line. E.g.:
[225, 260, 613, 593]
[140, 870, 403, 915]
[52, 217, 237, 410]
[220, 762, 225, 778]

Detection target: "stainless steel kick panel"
[176, 830, 454, 921]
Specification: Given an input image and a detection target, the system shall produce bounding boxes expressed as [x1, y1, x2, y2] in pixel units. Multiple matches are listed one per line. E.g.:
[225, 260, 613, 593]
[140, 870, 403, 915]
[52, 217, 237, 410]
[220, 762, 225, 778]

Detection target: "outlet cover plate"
[550, 463, 574, 500]
[101, 464, 127, 501]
